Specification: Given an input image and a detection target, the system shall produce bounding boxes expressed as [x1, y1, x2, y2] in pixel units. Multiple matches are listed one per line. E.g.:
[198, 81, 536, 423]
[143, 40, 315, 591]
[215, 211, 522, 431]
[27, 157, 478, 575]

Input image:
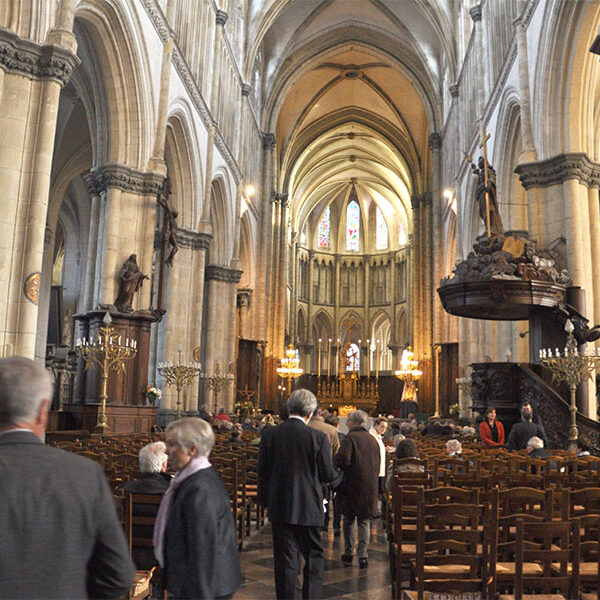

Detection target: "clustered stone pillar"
[0, 26, 79, 358]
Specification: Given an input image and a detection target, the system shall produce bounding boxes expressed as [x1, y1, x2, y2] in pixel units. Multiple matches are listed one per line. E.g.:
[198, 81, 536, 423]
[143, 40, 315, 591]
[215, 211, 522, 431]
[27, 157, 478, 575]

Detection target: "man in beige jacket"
[309, 404, 340, 531]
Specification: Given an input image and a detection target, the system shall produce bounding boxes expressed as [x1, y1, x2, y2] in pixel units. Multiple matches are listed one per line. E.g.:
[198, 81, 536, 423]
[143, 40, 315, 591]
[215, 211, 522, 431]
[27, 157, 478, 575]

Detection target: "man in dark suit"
[258, 388, 339, 600]
[507, 403, 549, 450]
[0, 356, 134, 599]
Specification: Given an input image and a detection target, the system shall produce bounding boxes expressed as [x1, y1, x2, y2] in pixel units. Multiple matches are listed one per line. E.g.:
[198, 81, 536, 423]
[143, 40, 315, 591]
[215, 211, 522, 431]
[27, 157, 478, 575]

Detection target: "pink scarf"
[153, 456, 211, 566]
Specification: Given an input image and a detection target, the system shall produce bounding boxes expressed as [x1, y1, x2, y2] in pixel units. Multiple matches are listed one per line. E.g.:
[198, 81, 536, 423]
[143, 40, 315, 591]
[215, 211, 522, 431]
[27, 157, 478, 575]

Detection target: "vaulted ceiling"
[245, 0, 460, 242]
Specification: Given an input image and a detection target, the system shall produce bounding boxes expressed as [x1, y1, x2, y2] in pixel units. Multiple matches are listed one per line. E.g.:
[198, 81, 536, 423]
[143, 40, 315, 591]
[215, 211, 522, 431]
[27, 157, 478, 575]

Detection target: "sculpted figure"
[471, 156, 504, 235]
[114, 254, 148, 313]
[157, 177, 179, 266]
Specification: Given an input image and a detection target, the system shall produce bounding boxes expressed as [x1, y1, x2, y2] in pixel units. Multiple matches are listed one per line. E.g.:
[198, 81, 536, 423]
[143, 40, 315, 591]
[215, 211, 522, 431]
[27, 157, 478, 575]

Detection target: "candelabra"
[201, 364, 234, 416]
[75, 312, 137, 432]
[158, 345, 200, 418]
[277, 343, 303, 394]
[395, 346, 422, 402]
[540, 320, 600, 449]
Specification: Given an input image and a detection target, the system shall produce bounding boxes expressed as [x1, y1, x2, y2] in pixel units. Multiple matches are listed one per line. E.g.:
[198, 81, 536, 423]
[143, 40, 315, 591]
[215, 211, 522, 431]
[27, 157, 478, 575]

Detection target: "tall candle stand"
[540, 319, 600, 449]
[201, 364, 234, 416]
[75, 312, 137, 432]
[158, 345, 200, 419]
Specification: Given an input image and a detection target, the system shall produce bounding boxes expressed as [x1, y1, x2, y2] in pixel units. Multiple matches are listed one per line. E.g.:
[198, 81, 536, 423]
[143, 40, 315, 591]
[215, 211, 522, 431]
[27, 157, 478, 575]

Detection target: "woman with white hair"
[153, 417, 242, 599]
[445, 438, 463, 457]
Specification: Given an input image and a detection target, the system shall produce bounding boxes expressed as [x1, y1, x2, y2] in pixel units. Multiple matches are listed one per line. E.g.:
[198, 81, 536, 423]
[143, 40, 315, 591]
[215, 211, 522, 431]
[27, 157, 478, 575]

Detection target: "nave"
[236, 521, 391, 600]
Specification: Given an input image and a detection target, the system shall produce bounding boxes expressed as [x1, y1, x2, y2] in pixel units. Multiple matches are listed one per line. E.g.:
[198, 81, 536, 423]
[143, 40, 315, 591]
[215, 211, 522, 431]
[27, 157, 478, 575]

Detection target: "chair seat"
[551, 561, 598, 578]
[496, 561, 544, 576]
[422, 564, 471, 575]
[498, 595, 567, 600]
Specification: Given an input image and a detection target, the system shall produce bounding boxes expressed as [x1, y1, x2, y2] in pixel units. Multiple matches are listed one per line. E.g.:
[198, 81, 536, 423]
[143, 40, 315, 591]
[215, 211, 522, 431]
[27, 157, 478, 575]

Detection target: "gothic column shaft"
[364, 260, 371, 339]
[411, 198, 421, 354]
[277, 200, 287, 354]
[334, 256, 341, 337]
[514, 16, 536, 160]
[100, 187, 122, 306]
[82, 187, 101, 310]
[588, 186, 600, 328]
[306, 251, 315, 342]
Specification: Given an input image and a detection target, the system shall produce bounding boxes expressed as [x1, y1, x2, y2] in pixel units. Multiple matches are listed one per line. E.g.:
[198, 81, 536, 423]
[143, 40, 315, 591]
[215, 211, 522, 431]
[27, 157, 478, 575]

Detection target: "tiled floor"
[236, 519, 391, 599]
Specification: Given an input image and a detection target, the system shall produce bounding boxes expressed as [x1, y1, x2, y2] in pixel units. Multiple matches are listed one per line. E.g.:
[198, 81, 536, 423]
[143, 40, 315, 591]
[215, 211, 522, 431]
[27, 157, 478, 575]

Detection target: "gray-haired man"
[0, 356, 134, 598]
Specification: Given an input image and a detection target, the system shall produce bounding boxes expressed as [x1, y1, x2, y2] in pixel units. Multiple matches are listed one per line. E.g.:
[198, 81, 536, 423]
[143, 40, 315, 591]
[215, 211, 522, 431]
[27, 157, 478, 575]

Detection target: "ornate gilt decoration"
[23, 272, 41, 305]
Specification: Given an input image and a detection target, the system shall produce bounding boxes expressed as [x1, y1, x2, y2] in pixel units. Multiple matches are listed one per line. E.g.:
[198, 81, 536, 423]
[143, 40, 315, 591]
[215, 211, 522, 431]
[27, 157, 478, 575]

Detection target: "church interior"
[3, 0, 600, 597]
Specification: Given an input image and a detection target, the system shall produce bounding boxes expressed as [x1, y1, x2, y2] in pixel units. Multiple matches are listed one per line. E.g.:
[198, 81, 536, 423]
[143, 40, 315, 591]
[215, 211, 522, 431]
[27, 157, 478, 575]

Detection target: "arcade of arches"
[2, 0, 600, 429]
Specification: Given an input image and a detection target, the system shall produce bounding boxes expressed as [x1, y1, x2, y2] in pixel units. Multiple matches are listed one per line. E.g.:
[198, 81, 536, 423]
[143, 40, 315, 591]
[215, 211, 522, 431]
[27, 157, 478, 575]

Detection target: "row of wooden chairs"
[389, 481, 600, 599]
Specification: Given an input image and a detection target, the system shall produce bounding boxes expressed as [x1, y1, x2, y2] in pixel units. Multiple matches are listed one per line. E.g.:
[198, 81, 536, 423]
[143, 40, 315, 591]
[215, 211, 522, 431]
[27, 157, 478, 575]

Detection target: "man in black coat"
[258, 388, 339, 600]
[507, 403, 549, 450]
[0, 356, 134, 599]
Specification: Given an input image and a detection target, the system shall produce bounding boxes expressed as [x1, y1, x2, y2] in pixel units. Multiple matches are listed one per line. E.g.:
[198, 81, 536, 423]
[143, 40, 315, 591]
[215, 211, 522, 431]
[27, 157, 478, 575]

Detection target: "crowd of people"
[1, 354, 591, 600]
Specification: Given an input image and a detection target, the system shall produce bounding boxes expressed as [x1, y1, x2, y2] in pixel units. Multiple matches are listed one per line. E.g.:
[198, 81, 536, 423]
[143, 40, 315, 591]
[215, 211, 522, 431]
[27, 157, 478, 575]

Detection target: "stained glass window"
[346, 343, 360, 372]
[376, 207, 388, 250]
[399, 223, 407, 246]
[346, 201, 360, 251]
[317, 207, 330, 248]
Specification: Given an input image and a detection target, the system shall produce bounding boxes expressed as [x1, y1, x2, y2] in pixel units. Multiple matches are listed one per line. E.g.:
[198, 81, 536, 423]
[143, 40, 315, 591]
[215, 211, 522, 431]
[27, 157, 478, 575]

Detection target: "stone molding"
[262, 132, 276, 151]
[205, 264, 243, 283]
[140, 0, 171, 43]
[237, 287, 252, 308]
[0, 27, 80, 86]
[411, 194, 423, 210]
[241, 83, 251, 97]
[449, 83, 459, 98]
[86, 164, 164, 196]
[515, 153, 600, 189]
[469, 4, 482, 22]
[271, 191, 288, 205]
[429, 132, 442, 150]
[179, 227, 212, 250]
[213, 129, 242, 184]
[215, 10, 228, 26]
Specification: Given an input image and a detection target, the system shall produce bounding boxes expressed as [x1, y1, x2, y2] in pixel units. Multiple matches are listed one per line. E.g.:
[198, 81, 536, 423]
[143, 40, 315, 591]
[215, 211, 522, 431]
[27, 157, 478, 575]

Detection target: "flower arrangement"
[142, 385, 162, 405]
[234, 399, 255, 415]
[449, 403, 460, 417]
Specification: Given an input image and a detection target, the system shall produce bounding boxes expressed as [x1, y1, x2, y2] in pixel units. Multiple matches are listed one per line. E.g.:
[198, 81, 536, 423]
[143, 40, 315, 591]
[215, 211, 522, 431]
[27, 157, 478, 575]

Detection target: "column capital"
[262, 132, 276, 151]
[469, 4, 482, 22]
[86, 164, 164, 195]
[205, 264, 243, 283]
[515, 152, 600, 189]
[0, 27, 80, 86]
[270, 191, 288, 205]
[449, 83, 459, 98]
[178, 228, 213, 251]
[411, 194, 423, 210]
[215, 10, 228, 26]
[428, 132, 442, 150]
[241, 83, 251, 97]
[237, 288, 253, 308]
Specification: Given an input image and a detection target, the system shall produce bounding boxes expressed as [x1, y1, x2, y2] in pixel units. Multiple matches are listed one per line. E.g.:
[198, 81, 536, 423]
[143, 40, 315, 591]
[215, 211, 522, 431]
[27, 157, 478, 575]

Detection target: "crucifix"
[238, 384, 256, 406]
[479, 125, 492, 237]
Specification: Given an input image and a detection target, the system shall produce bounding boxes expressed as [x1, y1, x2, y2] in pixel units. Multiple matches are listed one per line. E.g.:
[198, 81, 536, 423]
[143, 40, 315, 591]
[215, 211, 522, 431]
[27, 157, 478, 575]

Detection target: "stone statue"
[62, 308, 73, 347]
[157, 177, 179, 266]
[114, 254, 148, 313]
[471, 156, 504, 235]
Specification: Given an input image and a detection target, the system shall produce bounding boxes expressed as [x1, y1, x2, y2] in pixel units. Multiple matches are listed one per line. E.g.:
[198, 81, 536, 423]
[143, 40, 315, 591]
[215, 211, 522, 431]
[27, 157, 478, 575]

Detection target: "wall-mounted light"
[245, 184, 256, 198]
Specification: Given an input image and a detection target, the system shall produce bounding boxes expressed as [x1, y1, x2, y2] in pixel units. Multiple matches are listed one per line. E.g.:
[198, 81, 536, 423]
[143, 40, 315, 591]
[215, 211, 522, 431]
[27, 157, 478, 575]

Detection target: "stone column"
[82, 173, 102, 311]
[364, 259, 371, 340]
[306, 250, 315, 342]
[410, 196, 422, 354]
[390, 250, 397, 346]
[429, 133, 443, 356]
[469, 4, 486, 116]
[0, 28, 79, 357]
[334, 254, 341, 335]
[290, 233, 298, 339]
[257, 133, 276, 343]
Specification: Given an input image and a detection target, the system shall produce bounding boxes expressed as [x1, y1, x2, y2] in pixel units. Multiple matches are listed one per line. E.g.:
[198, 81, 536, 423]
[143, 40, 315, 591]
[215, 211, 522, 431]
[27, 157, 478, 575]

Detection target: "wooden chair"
[498, 518, 580, 600]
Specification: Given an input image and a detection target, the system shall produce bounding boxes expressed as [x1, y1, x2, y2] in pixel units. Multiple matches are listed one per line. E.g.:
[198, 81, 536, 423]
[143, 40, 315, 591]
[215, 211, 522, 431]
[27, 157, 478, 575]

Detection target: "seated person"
[385, 439, 424, 490]
[445, 438, 463, 457]
[422, 420, 455, 436]
[526, 435, 549, 459]
[225, 423, 245, 445]
[214, 408, 231, 423]
[122, 442, 171, 570]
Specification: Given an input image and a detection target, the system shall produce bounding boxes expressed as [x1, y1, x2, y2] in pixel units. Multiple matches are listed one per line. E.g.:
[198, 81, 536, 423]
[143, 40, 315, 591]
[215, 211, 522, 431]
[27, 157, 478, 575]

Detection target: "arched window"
[376, 207, 388, 250]
[346, 342, 360, 372]
[300, 223, 307, 246]
[346, 201, 360, 252]
[317, 206, 330, 248]
[399, 222, 407, 246]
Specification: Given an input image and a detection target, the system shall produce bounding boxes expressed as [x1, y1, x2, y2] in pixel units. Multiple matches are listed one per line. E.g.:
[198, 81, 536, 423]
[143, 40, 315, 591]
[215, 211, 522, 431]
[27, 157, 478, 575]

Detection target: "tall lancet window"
[346, 342, 360, 372]
[376, 207, 388, 250]
[317, 206, 330, 248]
[399, 222, 407, 246]
[300, 223, 307, 246]
[346, 200, 360, 252]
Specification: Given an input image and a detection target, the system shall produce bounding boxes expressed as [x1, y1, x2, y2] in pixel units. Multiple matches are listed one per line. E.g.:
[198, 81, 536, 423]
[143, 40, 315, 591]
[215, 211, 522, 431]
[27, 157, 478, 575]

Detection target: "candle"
[376, 339, 380, 379]
[367, 339, 371, 375]
[336, 339, 340, 377]
[327, 339, 332, 377]
[318, 338, 322, 379]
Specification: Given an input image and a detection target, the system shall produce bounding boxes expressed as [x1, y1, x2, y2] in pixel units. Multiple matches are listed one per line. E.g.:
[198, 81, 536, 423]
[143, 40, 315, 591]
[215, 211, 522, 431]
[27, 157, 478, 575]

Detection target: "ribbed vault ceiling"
[246, 0, 457, 240]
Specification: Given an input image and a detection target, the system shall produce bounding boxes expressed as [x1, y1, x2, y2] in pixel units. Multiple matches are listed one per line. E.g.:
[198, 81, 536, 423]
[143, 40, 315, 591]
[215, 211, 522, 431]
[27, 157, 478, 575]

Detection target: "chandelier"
[395, 347, 422, 381]
[277, 344, 304, 386]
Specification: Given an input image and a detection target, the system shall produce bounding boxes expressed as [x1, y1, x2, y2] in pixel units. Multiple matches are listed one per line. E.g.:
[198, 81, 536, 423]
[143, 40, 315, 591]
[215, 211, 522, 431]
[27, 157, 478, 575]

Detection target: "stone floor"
[236, 519, 392, 600]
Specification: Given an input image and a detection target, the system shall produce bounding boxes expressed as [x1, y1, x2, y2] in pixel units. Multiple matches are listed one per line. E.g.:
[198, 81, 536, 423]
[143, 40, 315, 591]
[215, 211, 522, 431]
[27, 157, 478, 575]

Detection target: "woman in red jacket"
[479, 407, 505, 448]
